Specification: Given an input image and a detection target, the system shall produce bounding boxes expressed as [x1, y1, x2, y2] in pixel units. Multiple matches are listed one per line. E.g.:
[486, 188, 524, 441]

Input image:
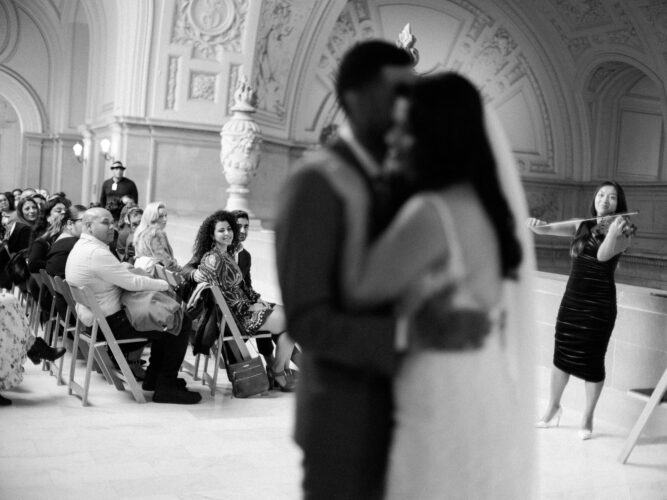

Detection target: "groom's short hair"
[335, 40, 412, 113]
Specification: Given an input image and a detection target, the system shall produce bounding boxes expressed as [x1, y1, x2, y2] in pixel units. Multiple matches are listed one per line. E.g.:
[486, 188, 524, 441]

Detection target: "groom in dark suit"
[275, 41, 414, 499]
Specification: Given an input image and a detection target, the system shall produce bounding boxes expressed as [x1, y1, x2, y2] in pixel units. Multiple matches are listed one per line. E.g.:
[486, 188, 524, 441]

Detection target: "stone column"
[220, 75, 262, 214]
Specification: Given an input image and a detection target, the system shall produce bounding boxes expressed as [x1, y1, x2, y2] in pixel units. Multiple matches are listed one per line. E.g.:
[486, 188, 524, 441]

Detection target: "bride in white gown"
[335, 73, 536, 499]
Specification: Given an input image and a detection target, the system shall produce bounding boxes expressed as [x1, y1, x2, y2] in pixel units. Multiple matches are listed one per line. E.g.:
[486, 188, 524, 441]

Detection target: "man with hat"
[100, 161, 139, 208]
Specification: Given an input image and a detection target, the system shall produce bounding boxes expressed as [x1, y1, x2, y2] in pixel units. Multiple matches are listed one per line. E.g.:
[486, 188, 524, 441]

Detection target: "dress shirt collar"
[80, 232, 109, 249]
[338, 124, 382, 178]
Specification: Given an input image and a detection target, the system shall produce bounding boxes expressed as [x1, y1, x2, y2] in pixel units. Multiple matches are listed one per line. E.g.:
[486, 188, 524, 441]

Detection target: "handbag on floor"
[219, 291, 270, 398]
[227, 356, 270, 398]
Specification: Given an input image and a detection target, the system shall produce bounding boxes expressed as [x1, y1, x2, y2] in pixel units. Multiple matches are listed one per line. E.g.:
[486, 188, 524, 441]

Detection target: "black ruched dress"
[553, 231, 620, 383]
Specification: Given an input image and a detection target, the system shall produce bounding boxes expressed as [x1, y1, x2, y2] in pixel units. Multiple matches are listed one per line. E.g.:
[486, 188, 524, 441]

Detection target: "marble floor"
[1, 214, 666, 499]
[2, 349, 666, 499]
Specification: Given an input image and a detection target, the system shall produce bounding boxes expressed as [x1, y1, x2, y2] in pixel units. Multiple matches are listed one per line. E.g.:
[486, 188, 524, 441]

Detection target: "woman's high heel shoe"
[535, 407, 562, 428]
[268, 367, 296, 393]
[578, 429, 592, 440]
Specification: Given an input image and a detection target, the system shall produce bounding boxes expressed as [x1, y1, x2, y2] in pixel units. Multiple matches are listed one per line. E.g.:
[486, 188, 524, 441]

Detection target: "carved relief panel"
[542, 0, 644, 60]
[151, 0, 248, 124]
[252, 0, 320, 124]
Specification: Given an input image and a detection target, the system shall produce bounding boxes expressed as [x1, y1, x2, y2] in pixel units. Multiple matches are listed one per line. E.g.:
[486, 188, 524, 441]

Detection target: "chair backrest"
[210, 285, 252, 361]
[30, 272, 43, 289]
[55, 277, 78, 314]
[68, 285, 102, 323]
[39, 269, 56, 297]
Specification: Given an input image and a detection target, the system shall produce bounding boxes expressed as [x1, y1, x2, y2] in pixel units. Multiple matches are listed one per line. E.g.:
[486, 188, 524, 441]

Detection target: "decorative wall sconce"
[72, 142, 84, 163]
[99, 138, 114, 162]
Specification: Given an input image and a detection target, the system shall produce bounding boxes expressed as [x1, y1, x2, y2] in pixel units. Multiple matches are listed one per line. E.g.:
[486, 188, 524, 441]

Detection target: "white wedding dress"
[327, 108, 536, 499]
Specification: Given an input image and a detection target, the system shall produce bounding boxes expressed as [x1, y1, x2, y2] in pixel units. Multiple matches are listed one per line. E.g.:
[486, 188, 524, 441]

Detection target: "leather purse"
[226, 356, 270, 398]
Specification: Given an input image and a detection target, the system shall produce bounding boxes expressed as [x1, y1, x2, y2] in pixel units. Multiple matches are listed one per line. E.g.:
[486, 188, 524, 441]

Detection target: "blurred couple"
[277, 40, 535, 499]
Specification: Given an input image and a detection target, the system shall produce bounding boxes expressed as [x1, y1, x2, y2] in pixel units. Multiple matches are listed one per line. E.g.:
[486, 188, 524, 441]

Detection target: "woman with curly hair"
[191, 210, 296, 391]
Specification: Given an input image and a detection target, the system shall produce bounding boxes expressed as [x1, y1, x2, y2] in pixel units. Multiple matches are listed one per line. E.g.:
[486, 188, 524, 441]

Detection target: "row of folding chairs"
[15, 269, 148, 405]
[20, 264, 268, 405]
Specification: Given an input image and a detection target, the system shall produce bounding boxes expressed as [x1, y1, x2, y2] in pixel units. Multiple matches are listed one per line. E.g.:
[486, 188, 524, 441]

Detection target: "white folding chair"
[67, 283, 147, 405]
[39, 269, 65, 378]
[201, 285, 271, 396]
[52, 276, 81, 386]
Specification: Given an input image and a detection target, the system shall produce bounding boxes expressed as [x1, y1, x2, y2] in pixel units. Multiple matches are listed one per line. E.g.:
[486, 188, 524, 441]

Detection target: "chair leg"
[95, 345, 124, 390]
[103, 337, 146, 404]
[193, 353, 201, 381]
[68, 325, 81, 396]
[80, 325, 101, 406]
[210, 340, 223, 397]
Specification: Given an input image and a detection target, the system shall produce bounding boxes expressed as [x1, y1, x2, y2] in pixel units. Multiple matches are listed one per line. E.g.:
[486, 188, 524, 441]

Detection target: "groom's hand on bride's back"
[409, 301, 492, 351]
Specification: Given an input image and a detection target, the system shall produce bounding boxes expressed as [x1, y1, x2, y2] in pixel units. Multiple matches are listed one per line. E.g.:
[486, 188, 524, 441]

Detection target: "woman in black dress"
[528, 181, 635, 439]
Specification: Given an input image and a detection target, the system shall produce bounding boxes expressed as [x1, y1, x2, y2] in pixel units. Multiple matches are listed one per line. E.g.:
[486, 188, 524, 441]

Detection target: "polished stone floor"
[1, 215, 665, 499]
[2, 357, 666, 499]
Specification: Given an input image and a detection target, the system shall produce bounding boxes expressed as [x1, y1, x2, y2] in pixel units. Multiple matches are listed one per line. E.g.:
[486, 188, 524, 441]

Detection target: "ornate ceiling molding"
[253, 0, 318, 121]
[544, 0, 644, 61]
[639, 1, 667, 48]
[171, 0, 247, 57]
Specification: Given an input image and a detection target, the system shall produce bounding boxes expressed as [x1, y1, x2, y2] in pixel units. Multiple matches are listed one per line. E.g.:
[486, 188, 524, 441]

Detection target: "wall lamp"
[72, 141, 84, 163]
[100, 138, 114, 162]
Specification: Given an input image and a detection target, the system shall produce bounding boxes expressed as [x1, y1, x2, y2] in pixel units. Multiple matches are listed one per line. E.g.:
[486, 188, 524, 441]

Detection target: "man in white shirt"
[66, 207, 201, 404]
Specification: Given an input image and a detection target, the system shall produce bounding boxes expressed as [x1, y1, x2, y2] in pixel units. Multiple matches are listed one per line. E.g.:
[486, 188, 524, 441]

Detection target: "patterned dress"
[0, 290, 33, 390]
[198, 248, 274, 335]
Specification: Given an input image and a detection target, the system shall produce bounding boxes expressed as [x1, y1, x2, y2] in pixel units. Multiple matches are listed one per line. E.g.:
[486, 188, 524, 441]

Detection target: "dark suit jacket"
[0, 222, 31, 289]
[275, 139, 397, 496]
[100, 177, 138, 207]
[236, 248, 251, 288]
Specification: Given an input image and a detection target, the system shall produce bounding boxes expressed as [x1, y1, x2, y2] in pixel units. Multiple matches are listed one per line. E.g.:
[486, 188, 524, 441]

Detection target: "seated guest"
[0, 197, 37, 290]
[19, 188, 37, 201]
[117, 206, 143, 263]
[27, 197, 71, 306]
[192, 210, 296, 391]
[65, 208, 200, 404]
[133, 201, 180, 273]
[45, 205, 86, 319]
[0, 288, 66, 405]
[0, 192, 17, 224]
[12, 188, 22, 206]
[121, 195, 136, 206]
[31, 193, 46, 209]
[16, 196, 39, 229]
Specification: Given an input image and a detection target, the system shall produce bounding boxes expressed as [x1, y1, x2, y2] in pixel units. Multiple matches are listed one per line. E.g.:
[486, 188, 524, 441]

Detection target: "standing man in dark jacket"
[100, 161, 138, 208]
[275, 41, 414, 499]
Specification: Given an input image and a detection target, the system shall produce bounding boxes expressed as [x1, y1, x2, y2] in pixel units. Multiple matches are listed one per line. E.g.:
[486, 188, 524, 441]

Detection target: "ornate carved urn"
[220, 74, 262, 213]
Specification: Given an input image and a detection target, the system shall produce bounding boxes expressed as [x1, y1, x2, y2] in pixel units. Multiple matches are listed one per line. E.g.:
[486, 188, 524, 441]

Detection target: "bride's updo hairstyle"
[407, 72, 522, 279]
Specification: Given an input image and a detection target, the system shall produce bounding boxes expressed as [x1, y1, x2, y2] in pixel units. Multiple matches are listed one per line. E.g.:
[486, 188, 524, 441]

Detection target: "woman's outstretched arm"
[526, 218, 581, 237]
[344, 196, 448, 308]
